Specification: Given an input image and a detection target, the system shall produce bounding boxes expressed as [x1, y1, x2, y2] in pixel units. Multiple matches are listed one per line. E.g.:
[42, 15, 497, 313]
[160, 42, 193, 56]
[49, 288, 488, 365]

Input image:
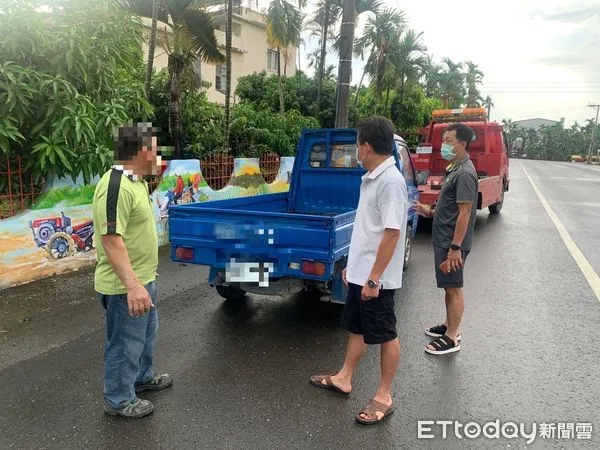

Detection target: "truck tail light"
[302, 261, 325, 276]
[175, 247, 194, 260]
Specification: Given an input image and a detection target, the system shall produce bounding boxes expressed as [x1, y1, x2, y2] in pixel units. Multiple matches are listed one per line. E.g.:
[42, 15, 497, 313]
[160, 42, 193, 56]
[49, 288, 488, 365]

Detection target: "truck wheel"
[489, 190, 504, 215]
[403, 233, 413, 272]
[215, 284, 247, 301]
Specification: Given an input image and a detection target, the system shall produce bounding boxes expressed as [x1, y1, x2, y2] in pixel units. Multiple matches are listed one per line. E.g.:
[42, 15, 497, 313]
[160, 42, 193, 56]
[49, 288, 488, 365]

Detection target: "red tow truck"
[409, 108, 510, 214]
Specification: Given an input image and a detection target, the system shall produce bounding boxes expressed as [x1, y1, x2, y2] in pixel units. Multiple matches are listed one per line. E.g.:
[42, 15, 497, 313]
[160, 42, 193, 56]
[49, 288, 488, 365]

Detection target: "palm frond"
[183, 8, 224, 63]
[117, 0, 169, 23]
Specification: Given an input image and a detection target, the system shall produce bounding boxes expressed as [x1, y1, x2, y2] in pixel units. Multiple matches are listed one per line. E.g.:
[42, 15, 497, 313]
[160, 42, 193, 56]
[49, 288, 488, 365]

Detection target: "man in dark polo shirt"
[414, 123, 478, 355]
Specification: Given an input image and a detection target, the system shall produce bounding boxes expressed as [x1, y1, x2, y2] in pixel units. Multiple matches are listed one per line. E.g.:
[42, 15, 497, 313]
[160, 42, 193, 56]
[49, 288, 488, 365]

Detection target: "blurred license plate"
[225, 259, 274, 287]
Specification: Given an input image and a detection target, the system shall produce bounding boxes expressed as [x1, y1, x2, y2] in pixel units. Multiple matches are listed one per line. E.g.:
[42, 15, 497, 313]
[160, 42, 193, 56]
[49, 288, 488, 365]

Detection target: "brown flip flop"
[309, 375, 351, 395]
[355, 398, 394, 425]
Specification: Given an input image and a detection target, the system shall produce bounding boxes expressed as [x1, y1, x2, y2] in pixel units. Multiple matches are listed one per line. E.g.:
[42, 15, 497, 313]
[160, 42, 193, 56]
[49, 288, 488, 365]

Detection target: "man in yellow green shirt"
[93, 123, 172, 419]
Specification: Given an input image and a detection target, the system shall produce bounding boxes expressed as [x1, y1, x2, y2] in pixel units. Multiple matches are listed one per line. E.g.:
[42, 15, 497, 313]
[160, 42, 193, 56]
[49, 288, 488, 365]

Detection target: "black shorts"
[434, 245, 470, 289]
[340, 283, 397, 345]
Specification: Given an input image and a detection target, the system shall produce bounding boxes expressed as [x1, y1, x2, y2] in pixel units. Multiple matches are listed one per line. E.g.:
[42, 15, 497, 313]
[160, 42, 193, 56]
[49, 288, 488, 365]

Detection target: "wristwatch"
[450, 244, 461, 251]
[367, 279, 380, 289]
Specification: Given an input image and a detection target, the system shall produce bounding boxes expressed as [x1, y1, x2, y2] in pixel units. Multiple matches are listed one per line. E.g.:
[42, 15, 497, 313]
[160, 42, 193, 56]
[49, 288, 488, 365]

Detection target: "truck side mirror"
[416, 171, 428, 186]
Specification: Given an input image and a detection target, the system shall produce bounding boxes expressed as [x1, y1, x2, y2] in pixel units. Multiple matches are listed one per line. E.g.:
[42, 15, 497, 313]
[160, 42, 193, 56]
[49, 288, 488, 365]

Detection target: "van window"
[309, 144, 327, 168]
[309, 143, 358, 168]
[330, 144, 358, 168]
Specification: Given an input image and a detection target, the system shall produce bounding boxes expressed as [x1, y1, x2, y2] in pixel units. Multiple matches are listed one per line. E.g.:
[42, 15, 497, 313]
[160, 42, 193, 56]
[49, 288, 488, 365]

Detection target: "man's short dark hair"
[445, 123, 474, 151]
[357, 116, 395, 156]
[114, 123, 155, 161]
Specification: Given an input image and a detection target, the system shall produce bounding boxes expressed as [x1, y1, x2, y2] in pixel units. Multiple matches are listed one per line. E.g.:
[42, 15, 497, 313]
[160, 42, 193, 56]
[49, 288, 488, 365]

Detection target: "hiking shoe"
[135, 373, 174, 394]
[425, 324, 461, 341]
[104, 397, 154, 419]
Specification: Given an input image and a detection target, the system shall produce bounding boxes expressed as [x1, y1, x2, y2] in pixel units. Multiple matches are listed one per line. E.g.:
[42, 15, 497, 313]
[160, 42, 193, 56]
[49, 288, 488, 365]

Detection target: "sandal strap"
[430, 335, 456, 351]
[359, 398, 392, 418]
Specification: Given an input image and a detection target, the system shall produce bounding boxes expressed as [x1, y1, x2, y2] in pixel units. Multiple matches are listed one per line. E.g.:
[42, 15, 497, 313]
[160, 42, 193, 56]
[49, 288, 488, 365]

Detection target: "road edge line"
[520, 162, 600, 302]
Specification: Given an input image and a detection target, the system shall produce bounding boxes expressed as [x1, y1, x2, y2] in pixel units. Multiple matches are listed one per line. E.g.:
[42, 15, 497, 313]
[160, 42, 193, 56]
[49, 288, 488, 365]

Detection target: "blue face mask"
[441, 143, 456, 161]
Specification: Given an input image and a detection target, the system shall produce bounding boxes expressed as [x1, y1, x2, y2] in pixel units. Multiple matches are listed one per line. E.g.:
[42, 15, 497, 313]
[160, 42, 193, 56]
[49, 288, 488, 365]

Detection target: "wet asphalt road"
[1, 160, 599, 449]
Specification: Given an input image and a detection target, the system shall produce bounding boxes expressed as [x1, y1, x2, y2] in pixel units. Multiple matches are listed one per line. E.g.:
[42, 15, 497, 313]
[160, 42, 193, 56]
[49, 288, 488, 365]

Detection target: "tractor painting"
[28, 212, 95, 260]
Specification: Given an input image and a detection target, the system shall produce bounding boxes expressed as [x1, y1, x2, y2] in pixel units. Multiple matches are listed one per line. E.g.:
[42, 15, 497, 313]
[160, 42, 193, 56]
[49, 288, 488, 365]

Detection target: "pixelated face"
[140, 136, 161, 176]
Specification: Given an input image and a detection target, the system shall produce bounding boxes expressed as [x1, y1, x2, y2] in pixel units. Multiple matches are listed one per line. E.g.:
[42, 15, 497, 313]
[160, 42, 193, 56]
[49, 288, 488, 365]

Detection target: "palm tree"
[439, 57, 466, 108]
[421, 55, 442, 98]
[354, 8, 406, 113]
[120, 0, 224, 158]
[144, 0, 160, 98]
[224, 0, 233, 152]
[311, 0, 381, 111]
[484, 95, 494, 119]
[465, 61, 484, 107]
[389, 29, 427, 105]
[267, 0, 303, 114]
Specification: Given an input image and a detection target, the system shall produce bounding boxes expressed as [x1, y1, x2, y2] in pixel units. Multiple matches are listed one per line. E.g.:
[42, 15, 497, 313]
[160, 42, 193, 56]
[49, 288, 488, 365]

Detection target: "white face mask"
[356, 144, 368, 168]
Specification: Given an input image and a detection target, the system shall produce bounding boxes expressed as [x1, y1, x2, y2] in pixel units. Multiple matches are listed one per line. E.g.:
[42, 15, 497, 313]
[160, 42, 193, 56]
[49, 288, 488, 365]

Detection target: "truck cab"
[169, 128, 420, 304]
[411, 108, 510, 214]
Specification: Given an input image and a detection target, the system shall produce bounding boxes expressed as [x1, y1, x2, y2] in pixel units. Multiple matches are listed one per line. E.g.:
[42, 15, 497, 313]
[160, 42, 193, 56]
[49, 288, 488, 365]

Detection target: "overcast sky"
[291, 0, 600, 126]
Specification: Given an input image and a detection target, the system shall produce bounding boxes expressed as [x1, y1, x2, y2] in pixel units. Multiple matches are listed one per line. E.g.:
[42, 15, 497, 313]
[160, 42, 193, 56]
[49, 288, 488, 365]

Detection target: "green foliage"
[390, 83, 443, 131]
[33, 184, 97, 210]
[236, 71, 337, 127]
[182, 90, 224, 157]
[0, 0, 151, 189]
[228, 104, 319, 157]
[504, 119, 599, 161]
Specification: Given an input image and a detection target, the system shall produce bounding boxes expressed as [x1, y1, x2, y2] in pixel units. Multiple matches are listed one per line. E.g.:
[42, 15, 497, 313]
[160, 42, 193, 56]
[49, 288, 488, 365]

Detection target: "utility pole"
[335, 0, 354, 128]
[587, 103, 600, 164]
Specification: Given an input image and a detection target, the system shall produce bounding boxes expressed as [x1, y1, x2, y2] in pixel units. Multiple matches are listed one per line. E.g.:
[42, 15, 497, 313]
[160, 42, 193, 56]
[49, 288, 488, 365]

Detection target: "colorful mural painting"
[0, 157, 295, 291]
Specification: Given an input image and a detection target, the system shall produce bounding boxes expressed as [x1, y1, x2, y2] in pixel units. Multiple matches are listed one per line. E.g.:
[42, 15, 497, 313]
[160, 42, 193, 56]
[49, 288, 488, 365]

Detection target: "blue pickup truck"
[169, 128, 420, 304]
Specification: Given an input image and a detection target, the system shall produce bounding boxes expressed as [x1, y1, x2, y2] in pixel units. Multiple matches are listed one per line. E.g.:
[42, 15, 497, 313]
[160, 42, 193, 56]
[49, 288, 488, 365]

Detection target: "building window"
[267, 49, 279, 71]
[215, 64, 227, 92]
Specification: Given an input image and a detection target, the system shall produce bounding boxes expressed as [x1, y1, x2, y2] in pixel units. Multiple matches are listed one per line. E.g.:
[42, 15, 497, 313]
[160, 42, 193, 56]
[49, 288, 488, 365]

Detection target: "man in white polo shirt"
[310, 116, 408, 425]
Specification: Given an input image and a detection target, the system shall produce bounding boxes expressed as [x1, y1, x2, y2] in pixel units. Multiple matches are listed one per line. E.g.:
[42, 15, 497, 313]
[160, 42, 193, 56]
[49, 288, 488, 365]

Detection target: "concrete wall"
[0, 157, 295, 291]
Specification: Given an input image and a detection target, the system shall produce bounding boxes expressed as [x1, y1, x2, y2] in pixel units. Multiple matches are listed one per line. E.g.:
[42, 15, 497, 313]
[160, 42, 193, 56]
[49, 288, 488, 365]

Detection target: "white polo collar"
[112, 165, 139, 181]
[362, 156, 396, 180]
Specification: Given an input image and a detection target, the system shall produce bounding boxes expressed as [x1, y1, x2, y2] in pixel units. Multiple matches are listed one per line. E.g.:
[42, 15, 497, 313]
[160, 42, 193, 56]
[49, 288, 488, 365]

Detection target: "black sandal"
[424, 324, 462, 341]
[425, 335, 460, 355]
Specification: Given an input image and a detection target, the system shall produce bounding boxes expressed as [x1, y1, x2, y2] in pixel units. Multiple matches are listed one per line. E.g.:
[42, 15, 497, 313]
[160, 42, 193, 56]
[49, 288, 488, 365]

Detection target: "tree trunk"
[277, 47, 285, 114]
[384, 87, 391, 116]
[335, 0, 354, 128]
[224, 0, 233, 152]
[144, 0, 159, 99]
[398, 75, 406, 104]
[168, 56, 182, 159]
[316, 0, 330, 113]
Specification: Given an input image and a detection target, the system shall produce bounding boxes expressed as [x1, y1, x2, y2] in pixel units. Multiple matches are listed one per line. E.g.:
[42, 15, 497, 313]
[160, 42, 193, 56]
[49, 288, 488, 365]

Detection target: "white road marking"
[521, 162, 600, 302]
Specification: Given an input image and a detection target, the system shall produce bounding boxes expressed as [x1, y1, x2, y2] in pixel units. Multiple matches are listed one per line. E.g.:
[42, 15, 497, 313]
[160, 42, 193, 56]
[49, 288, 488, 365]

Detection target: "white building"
[142, 6, 297, 106]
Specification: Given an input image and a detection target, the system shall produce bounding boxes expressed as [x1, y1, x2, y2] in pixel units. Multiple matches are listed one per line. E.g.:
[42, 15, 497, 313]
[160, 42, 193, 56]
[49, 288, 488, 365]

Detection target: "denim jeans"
[97, 281, 158, 409]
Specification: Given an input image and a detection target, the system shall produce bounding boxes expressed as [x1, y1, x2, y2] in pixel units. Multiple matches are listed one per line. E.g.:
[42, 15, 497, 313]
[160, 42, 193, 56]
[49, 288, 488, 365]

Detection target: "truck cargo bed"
[169, 192, 355, 279]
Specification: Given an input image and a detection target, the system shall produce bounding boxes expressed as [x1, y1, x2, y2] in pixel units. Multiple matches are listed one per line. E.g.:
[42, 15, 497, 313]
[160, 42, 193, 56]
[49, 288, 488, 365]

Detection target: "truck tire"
[403, 233, 413, 272]
[489, 190, 504, 215]
[215, 284, 247, 301]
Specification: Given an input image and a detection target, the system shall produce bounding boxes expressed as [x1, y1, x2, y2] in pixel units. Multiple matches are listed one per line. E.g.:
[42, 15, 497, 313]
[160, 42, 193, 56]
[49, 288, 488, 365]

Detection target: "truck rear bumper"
[210, 270, 307, 297]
